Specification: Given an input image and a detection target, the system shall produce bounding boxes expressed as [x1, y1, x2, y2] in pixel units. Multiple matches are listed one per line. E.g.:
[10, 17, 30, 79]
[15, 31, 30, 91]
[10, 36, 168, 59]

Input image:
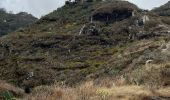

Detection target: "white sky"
[128, 0, 169, 10]
[0, 0, 169, 18]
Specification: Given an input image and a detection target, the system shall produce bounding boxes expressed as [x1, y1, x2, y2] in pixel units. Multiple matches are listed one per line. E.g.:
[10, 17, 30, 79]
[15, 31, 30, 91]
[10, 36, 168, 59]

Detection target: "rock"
[92, 1, 138, 23]
[82, 23, 99, 35]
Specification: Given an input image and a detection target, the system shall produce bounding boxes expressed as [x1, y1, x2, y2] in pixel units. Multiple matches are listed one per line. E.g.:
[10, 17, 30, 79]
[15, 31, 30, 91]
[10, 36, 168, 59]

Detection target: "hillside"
[0, 0, 170, 99]
[152, 1, 170, 16]
[0, 8, 37, 36]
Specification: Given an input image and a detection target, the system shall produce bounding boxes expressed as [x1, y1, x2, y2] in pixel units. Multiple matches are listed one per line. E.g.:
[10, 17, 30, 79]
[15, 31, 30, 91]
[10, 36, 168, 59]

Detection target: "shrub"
[144, 19, 160, 31]
[0, 91, 16, 100]
[127, 63, 170, 88]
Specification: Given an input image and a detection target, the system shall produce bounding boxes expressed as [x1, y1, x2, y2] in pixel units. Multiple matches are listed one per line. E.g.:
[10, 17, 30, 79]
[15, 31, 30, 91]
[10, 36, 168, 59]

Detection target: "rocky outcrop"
[92, 1, 139, 23]
[92, 9, 133, 23]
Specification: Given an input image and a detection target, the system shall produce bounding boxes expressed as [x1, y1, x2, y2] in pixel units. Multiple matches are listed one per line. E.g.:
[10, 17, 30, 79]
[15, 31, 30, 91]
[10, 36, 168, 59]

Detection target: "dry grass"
[0, 80, 169, 100]
[26, 81, 170, 100]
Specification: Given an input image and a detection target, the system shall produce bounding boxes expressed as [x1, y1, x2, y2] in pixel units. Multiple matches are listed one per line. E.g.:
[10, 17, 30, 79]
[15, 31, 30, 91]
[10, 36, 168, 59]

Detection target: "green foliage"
[0, 91, 16, 100]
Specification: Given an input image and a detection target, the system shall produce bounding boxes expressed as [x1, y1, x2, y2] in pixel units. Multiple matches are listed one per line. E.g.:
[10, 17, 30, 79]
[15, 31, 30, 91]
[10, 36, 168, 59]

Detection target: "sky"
[0, 0, 169, 18]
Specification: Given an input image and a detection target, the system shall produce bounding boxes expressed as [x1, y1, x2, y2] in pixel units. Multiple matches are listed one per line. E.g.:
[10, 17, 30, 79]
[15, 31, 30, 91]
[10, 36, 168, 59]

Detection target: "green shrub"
[0, 91, 16, 100]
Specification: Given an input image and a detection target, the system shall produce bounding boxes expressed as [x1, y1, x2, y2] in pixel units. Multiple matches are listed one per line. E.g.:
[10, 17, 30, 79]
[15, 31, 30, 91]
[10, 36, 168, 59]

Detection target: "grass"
[0, 79, 169, 100]
[26, 81, 170, 100]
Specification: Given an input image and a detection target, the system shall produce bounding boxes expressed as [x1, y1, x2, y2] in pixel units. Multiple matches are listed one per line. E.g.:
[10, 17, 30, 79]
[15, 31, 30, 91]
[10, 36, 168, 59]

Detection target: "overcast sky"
[0, 0, 169, 18]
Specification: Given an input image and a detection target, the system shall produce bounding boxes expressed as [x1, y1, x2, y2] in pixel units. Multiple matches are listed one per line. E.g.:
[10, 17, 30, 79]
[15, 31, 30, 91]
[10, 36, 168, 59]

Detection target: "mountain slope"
[0, 0, 169, 93]
[152, 1, 170, 16]
[0, 9, 37, 36]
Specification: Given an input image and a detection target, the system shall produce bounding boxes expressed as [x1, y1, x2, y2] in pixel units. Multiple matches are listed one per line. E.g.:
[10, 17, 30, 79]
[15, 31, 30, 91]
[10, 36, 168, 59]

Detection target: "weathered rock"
[92, 1, 138, 23]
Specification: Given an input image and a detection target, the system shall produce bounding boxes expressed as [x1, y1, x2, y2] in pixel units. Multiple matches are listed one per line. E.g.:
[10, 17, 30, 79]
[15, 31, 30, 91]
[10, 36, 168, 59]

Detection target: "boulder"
[92, 1, 138, 23]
